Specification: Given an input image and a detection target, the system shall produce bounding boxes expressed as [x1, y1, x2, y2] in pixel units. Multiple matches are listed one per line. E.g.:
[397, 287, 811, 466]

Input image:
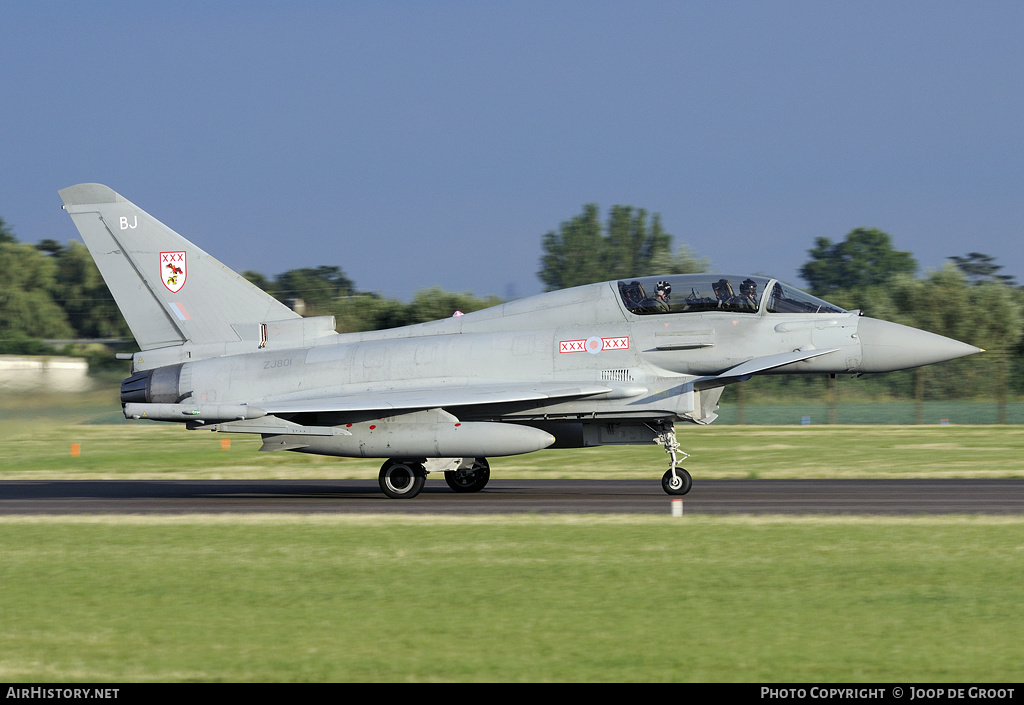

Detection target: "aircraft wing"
[260, 381, 616, 415]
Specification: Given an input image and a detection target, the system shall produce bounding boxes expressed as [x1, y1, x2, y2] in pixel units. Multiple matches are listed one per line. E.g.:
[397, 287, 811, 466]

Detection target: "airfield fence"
[719, 400, 1024, 425]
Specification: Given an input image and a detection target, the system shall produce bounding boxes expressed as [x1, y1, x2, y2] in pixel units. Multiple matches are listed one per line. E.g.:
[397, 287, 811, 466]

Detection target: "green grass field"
[0, 515, 1021, 682]
[2, 391, 1023, 681]
[2, 419, 1023, 481]
[3, 387, 1024, 481]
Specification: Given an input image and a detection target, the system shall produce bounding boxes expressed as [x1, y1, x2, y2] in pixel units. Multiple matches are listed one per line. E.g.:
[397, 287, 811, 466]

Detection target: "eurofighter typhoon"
[59, 184, 981, 498]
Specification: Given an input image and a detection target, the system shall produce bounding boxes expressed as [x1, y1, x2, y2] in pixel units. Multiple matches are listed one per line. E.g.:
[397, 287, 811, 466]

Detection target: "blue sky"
[2, 2, 1022, 301]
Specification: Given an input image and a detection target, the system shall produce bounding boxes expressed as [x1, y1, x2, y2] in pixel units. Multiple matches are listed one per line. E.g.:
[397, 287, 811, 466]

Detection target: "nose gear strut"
[649, 421, 693, 496]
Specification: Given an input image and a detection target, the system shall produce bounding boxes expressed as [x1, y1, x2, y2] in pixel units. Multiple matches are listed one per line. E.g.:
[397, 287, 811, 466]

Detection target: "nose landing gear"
[662, 467, 693, 495]
[651, 421, 693, 496]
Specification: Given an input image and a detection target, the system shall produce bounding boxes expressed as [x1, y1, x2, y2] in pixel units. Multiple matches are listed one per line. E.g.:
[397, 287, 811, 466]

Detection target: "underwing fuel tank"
[261, 421, 556, 458]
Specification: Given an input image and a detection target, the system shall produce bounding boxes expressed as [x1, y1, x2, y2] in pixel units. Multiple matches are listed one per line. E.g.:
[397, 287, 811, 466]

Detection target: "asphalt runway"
[1, 478, 1022, 515]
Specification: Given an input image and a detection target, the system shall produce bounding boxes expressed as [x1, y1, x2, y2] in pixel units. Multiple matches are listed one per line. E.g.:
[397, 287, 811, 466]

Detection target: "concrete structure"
[0, 356, 91, 392]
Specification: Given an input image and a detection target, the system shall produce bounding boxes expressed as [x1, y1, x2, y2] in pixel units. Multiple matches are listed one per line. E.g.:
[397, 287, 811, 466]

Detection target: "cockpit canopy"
[617, 275, 846, 316]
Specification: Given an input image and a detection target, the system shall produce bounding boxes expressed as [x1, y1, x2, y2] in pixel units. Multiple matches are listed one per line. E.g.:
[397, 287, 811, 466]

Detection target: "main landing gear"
[651, 421, 693, 496]
[378, 459, 426, 499]
[378, 457, 491, 499]
[443, 458, 491, 493]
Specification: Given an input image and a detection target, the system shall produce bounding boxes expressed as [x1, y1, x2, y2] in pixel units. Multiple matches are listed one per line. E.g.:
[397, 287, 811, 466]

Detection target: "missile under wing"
[59, 184, 982, 498]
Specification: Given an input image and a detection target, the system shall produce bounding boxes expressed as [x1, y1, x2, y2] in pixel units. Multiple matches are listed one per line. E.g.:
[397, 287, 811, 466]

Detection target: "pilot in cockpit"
[650, 280, 672, 311]
[738, 278, 759, 310]
[636, 280, 671, 313]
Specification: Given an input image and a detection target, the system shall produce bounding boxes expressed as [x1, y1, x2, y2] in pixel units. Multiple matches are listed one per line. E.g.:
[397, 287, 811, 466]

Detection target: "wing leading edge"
[694, 348, 839, 389]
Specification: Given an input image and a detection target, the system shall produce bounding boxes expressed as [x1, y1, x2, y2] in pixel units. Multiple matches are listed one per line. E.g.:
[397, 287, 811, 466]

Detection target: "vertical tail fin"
[59, 183, 301, 352]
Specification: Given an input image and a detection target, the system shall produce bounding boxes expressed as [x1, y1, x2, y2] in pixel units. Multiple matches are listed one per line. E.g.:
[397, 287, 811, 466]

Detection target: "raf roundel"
[558, 336, 630, 354]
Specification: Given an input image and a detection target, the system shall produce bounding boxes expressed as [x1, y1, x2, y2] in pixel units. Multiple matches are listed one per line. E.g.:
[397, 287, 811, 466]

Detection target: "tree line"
[541, 213, 1024, 403]
[2, 208, 1022, 402]
[796, 228, 1023, 404]
[0, 216, 501, 366]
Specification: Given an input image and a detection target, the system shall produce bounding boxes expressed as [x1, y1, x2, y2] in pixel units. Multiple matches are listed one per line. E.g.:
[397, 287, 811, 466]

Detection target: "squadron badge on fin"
[161, 251, 187, 293]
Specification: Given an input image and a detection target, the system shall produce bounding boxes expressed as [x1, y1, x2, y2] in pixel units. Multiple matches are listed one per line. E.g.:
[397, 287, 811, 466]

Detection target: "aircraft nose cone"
[857, 317, 982, 373]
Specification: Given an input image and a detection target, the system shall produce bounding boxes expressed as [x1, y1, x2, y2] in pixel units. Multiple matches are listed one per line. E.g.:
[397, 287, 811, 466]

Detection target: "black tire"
[444, 458, 491, 493]
[379, 460, 426, 499]
[661, 468, 692, 496]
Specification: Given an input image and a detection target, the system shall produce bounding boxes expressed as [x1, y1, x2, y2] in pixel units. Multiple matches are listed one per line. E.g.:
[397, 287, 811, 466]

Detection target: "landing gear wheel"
[662, 468, 692, 496]
[379, 460, 426, 499]
[444, 458, 491, 493]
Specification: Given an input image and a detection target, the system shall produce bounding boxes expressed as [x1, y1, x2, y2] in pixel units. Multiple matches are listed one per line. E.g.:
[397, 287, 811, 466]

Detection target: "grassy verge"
[3, 393, 1022, 682]
[0, 514, 1021, 682]
[2, 421, 1023, 480]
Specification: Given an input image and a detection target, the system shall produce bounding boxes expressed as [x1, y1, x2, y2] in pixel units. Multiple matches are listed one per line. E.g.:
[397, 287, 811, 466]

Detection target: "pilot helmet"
[656, 280, 672, 298]
[740, 278, 757, 296]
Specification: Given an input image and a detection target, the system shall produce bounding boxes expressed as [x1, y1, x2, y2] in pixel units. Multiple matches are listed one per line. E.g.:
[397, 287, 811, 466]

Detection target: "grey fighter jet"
[59, 183, 982, 499]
